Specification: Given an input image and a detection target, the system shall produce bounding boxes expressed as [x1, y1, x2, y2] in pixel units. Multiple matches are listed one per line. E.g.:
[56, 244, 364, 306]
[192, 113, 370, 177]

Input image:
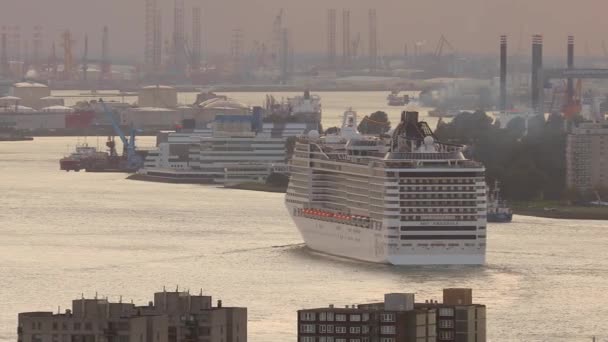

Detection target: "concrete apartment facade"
[17, 290, 247, 342]
[297, 288, 485, 342]
[566, 121, 608, 193]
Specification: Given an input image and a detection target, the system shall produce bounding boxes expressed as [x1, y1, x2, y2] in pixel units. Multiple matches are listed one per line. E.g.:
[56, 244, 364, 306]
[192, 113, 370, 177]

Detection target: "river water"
[1, 92, 608, 341]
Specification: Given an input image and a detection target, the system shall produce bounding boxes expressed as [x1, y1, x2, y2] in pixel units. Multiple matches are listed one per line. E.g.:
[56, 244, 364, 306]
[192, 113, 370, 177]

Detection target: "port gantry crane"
[99, 99, 143, 171]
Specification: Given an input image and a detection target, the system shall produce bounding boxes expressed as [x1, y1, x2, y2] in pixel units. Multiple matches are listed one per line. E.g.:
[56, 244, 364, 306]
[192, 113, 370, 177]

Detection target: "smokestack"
[500, 35, 507, 113]
[1, 32, 8, 77]
[567, 36, 574, 103]
[368, 9, 377, 71]
[342, 9, 351, 68]
[327, 9, 336, 69]
[192, 7, 202, 70]
[531, 34, 543, 113]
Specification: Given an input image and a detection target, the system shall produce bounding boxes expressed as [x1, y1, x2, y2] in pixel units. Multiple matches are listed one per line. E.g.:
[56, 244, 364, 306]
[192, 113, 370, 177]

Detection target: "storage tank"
[40, 96, 65, 107]
[10, 82, 51, 109]
[138, 85, 178, 108]
[195, 98, 250, 127]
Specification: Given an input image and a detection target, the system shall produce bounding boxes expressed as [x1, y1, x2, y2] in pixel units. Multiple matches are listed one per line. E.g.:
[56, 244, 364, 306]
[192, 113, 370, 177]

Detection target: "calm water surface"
[1, 92, 608, 341]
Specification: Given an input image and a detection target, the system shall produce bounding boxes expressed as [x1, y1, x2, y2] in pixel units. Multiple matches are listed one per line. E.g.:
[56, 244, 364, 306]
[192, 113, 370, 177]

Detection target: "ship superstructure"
[264, 90, 321, 131]
[285, 110, 487, 265]
[487, 181, 513, 223]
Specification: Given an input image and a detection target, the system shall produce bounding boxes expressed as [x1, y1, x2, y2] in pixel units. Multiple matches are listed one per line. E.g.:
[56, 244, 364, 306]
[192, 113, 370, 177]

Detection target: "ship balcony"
[396, 188, 477, 193]
[399, 203, 479, 208]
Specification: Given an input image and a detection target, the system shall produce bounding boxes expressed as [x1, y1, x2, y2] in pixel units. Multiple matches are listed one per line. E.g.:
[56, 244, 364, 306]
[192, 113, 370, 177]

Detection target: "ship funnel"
[405, 111, 419, 124]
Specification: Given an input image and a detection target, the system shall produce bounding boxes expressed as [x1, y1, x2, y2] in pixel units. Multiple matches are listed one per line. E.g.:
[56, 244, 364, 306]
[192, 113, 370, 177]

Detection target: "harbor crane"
[434, 34, 456, 59]
[99, 99, 143, 170]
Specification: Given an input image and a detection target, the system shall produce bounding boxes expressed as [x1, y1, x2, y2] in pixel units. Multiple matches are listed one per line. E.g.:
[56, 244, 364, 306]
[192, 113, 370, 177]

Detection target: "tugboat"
[59, 144, 107, 172]
[387, 90, 409, 106]
[487, 181, 513, 223]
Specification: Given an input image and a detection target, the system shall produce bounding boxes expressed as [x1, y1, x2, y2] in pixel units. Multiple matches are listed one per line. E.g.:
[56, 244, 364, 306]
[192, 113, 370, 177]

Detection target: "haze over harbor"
[2, 0, 608, 59]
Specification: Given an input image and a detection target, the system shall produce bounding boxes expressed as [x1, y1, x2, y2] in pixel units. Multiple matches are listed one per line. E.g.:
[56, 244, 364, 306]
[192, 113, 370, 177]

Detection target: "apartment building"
[17, 289, 247, 342]
[297, 288, 485, 342]
[566, 121, 608, 193]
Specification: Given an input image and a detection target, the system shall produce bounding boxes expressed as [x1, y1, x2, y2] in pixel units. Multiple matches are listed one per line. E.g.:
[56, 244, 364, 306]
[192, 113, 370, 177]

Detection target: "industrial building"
[0, 111, 66, 130]
[9, 81, 51, 109]
[566, 120, 608, 193]
[297, 288, 485, 342]
[138, 85, 178, 108]
[17, 289, 247, 342]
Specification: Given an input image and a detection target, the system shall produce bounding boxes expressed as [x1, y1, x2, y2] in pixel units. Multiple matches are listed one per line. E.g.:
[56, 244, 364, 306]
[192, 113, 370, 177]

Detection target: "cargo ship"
[59, 137, 146, 173]
[387, 91, 410, 106]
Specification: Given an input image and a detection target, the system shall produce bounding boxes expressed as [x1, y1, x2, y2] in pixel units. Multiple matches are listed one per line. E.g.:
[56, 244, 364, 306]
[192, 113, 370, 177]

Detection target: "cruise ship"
[135, 114, 295, 184]
[285, 110, 487, 265]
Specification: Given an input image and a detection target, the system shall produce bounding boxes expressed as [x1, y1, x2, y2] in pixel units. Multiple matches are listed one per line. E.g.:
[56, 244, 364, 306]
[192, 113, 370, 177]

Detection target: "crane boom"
[100, 100, 128, 146]
[99, 99, 143, 170]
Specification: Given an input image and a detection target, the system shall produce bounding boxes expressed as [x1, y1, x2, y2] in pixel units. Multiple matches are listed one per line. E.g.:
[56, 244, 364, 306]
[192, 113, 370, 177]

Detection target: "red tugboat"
[59, 144, 108, 171]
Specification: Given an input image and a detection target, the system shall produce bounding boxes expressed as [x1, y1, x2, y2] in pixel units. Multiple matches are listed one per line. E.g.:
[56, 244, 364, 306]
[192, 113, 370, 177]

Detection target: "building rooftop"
[141, 85, 176, 90]
[199, 98, 249, 111]
[13, 82, 48, 88]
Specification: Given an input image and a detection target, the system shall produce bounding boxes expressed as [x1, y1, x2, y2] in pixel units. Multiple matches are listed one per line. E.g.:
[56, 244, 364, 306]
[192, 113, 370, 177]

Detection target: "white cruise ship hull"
[289, 209, 388, 264]
[288, 204, 485, 266]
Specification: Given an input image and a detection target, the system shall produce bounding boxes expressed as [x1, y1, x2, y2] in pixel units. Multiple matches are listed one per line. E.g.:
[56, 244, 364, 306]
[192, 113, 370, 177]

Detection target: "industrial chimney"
[531, 34, 543, 113]
[500, 35, 507, 113]
[567, 36, 575, 102]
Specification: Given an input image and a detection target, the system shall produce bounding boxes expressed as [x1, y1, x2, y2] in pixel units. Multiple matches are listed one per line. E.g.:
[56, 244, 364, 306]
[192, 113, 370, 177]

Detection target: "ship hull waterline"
[288, 205, 486, 266]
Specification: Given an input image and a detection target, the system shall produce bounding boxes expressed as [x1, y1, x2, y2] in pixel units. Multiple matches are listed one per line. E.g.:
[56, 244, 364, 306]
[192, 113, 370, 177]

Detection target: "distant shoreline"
[512, 202, 608, 220]
[0, 137, 34, 141]
[126, 173, 214, 185]
[223, 182, 287, 193]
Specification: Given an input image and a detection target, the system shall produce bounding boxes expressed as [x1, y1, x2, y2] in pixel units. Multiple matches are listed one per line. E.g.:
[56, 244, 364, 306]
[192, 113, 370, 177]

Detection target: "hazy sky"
[1, 0, 607, 61]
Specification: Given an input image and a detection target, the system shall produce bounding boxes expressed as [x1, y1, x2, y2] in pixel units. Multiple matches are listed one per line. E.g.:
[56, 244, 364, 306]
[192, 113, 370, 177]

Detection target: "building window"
[300, 337, 315, 342]
[362, 325, 369, 334]
[349, 327, 361, 334]
[350, 339, 361, 342]
[300, 312, 316, 321]
[336, 339, 346, 342]
[439, 331, 454, 340]
[439, 308, 454, 317]
[336, 314, 346, 322]
[319, 312, 327, 321]
[380, 338, 395, 342]
[380, 313, 395, 322]
[327, 325, 334, 333]
[439, 320, 454, 329]
[349, 314, 361, 322]
[380, 326, 395, 334]
[319, 325, 326, 333]
[362, 313, 369, 322]
[336, 326, 347, 334]
[74, 322, 81, 330]
[327, 312, 334, 321]
[300, 324, 315, 333]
